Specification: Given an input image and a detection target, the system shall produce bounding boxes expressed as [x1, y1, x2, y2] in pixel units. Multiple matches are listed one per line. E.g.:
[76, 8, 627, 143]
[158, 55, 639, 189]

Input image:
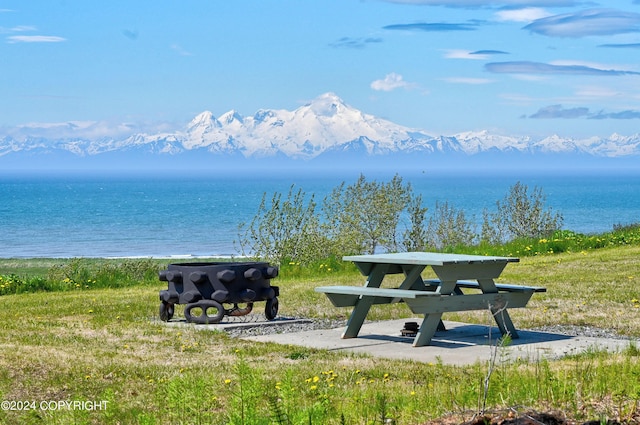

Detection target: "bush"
[237, 176, 572, 263]
[426, 201, 477, 250]
[236, 185, 328, 265]
[321, 174, 414, 255]
[482, 181, 563, 243]
[238, 174, 424, 264]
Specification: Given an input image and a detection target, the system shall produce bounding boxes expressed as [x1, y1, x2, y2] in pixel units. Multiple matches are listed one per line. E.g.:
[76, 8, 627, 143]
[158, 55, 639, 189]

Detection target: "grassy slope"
[0, 247, 638, 424]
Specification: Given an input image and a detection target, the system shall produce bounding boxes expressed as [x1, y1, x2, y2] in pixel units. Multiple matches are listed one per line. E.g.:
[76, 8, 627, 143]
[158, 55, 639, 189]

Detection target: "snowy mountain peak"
[218, 110, 244, 125]
[187, 111, 219, 132]
[303, 92, 350, 117]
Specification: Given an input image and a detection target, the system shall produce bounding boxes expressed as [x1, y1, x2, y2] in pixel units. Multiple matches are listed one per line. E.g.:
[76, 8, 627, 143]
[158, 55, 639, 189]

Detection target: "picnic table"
[315, 252, 545, 347]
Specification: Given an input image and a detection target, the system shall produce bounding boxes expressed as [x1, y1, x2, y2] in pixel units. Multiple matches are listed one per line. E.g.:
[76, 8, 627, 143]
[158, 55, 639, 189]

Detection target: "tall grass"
[1, 226, 640, 424]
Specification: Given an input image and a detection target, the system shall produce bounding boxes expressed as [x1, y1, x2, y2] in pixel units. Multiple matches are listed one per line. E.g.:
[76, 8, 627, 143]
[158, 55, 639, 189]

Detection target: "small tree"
[401, 194, 429, 252]
[321, 174, 413, 254]
[482, 181, 563, 243]
[236, 185, 324, 265]
[426, 201, 477, 249]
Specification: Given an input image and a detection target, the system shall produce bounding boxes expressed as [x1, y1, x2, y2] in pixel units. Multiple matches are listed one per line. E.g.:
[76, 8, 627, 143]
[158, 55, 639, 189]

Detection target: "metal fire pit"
[158, 262, 279, 324]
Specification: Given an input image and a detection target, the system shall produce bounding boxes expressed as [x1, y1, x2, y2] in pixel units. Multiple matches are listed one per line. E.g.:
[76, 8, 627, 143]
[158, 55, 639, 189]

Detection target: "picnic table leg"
[490, 304, 519, 339]
[412, 279, 459, 346]
[478, 279, 519, 339]
[413, 313, 444, 347]
[341, 263, 389, 339]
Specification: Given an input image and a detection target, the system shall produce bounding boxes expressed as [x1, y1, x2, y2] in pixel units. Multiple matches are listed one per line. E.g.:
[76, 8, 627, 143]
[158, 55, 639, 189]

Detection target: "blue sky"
[2, 0, 640, 139]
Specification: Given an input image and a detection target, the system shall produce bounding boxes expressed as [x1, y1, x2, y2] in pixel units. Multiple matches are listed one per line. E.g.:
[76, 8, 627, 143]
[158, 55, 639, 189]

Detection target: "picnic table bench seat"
[422, 279, 547, 294]
[315, 285, 438, 308]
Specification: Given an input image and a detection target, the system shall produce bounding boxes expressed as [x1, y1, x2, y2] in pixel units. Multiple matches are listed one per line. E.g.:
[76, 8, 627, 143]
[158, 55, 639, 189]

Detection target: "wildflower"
[224, 379, 232, 385]
[312, 376, 319, 383]
[310, 385, 317, 391]
[410, 390, 416, 396]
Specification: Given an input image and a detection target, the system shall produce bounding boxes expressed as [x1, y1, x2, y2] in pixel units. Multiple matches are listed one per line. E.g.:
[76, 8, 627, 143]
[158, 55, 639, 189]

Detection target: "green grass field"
[0, 245, 639, 424]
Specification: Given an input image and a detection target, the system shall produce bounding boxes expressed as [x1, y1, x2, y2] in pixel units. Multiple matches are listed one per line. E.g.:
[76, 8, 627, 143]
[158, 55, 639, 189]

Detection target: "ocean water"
[1, 170, 639, 258]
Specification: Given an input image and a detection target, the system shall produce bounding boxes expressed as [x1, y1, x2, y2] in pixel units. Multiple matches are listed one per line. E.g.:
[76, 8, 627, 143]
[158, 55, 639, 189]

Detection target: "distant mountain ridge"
[2, 93, 640, 166]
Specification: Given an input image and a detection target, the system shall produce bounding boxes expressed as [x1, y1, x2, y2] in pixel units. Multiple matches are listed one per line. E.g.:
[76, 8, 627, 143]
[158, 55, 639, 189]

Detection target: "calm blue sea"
[1, 170, 639, 258]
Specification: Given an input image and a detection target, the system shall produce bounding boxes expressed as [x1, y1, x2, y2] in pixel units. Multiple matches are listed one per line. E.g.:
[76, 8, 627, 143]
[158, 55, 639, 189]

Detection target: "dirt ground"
[421, 410, 640, 425]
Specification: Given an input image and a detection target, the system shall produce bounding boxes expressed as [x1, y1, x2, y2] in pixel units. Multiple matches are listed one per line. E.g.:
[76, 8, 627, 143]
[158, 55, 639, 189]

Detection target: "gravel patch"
[223, 317, 347, 338]
[528, 324, 632, 340]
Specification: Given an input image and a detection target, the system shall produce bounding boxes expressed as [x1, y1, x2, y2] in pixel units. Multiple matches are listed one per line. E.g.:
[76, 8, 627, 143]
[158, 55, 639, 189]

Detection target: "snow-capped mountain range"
[2, 93, 639, 165]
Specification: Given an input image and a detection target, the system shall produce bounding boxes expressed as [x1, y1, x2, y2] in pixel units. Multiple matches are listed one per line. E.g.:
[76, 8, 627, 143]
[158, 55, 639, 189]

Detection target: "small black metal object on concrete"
[401, 321, 419, 337]
[158, 262, 279, 324]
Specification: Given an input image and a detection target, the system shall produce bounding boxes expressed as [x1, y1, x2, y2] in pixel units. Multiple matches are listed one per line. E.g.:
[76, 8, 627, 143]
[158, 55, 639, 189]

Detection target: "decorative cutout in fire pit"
[158, 262, 279, 324]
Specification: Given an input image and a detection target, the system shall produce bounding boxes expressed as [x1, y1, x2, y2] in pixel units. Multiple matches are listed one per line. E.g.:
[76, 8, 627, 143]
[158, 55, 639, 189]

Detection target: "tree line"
[236, 174, 563, 265]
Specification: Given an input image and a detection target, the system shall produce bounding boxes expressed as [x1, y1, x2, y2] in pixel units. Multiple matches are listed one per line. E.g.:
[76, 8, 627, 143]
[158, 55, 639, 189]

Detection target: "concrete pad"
[243, 319, 636, 365]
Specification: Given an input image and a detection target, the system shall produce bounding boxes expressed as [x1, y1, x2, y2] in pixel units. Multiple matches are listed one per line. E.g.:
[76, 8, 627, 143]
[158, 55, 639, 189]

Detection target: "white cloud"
[381, 0, 577, 7]
[170, 43, 193, 56]
[443, 49, 488, 59]
[550, 59, 638, 72]
[7, 35, 66, 43]
[524, 9, 640, 38]
[442, 77, 493, 84]
[495, 8, 552, 23]
[574, 85, 622, 99]
[370, 72, 416, 91]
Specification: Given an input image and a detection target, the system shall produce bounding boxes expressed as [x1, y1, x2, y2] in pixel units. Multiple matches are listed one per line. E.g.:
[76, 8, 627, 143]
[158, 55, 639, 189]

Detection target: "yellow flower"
[310, 385, 317, 391]
[312, 376, 319, 383]
[224, 379, 232, 385]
